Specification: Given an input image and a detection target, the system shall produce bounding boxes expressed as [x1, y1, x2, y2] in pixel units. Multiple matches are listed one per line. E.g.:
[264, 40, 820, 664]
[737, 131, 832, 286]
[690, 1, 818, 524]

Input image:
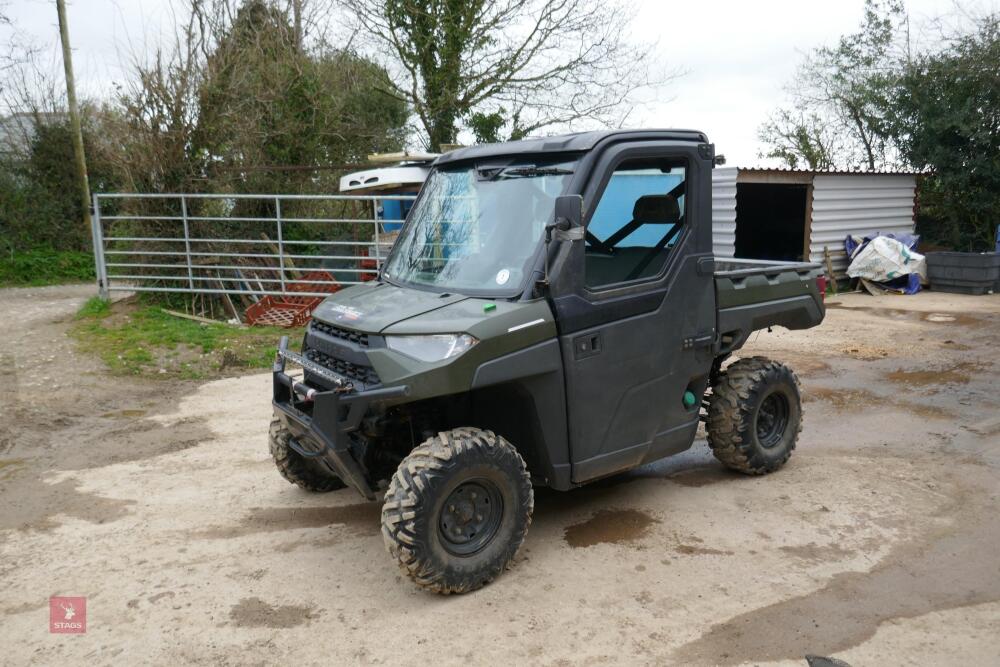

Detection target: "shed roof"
[734, 166, 925, 177]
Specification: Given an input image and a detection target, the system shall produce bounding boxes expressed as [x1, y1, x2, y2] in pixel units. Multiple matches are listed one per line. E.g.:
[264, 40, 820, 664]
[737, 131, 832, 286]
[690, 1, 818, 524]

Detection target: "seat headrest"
[632, 194, 680, 224]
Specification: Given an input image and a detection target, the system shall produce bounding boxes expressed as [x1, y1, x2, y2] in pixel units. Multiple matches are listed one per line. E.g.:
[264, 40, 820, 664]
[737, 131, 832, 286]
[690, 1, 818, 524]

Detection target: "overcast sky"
[2, 0, 994, 165]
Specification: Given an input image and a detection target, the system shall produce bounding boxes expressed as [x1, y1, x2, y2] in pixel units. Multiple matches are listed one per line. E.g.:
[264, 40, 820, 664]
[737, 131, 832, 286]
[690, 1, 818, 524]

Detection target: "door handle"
[573, 332, 602, 360]
[682, 332, 715, 350]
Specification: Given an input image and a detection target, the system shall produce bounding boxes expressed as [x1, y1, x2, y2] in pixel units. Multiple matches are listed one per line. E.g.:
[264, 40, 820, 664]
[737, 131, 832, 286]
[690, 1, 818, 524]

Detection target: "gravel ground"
[1, 283, 998, 666]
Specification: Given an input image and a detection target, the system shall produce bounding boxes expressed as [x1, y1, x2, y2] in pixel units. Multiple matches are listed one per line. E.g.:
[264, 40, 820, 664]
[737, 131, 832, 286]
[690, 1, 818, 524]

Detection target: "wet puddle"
[826, 303, 985, 328]
[666, 467, 732, 488]
[0, 458, 25, 482]
[671, 483, 1000, 665]
[783, 359, 834, 375]
[563, 509, 658, 548]
[99, 409, 149, 419]
[778, 541, 856, 564]
[804, 387, 952, 419]
[195, 503, 381, 539]
[675, 543, 733, 556]
[0, 475, 136, 533]
[884, 362, 987, 387]
[229, 597, 318, 628]
[0, 458, 24, 471]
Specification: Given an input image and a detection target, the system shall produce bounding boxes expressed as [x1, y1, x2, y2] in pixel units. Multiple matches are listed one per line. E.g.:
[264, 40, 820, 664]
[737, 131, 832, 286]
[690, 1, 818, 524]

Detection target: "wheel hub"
[756, 391, 790, 448]
[439, 479, 503, 556]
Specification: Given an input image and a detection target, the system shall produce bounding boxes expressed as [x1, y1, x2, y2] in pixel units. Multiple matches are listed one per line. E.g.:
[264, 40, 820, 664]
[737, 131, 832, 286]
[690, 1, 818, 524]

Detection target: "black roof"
[434, 129, 708, 166]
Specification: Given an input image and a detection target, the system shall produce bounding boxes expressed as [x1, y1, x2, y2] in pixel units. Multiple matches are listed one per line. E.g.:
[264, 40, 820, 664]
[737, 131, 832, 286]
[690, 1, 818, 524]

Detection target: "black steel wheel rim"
[438, 479, 504, 556]
[756, 391, 790, 448]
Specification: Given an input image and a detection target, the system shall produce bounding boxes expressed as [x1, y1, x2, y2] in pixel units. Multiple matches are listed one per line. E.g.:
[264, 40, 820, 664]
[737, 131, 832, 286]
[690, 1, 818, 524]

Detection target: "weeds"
[71, 298, 301, 379]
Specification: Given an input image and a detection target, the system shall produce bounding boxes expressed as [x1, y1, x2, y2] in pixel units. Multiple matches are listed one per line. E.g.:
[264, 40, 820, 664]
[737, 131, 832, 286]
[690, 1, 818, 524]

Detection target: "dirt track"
[2, 284, 999, 666]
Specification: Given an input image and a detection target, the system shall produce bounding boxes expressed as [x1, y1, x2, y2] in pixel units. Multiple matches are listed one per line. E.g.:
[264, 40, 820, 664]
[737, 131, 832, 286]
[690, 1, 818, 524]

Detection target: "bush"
[0, 249, 95, 287]
[0, 117, 119, 255]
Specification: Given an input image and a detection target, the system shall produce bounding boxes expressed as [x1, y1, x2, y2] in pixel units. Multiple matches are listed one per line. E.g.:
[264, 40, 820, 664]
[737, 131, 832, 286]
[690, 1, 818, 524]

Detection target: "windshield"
[382, 158, 577, 294]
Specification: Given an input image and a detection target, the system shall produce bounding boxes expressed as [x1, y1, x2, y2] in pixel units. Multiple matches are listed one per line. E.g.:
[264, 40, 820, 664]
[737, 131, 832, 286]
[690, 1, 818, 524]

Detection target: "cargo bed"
[713, 258, 825, 354]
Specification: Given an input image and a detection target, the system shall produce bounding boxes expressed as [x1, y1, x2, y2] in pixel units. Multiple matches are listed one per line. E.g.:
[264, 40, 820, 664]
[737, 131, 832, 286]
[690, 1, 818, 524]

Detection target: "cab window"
[585, 159, 687, 289]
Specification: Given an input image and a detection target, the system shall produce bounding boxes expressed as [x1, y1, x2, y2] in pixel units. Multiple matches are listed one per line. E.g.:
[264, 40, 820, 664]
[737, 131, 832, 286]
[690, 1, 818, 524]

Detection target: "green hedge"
[0, 249, 95, 287]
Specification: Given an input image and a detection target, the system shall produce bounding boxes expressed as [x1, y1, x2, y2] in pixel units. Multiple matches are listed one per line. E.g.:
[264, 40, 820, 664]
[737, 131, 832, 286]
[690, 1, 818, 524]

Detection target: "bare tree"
[0, 3, 12, 76]
[757, 106, 843, 170]
[0, 2, 44, 98]
[759, 0, 908, 170]
[343, 0, 674, 150]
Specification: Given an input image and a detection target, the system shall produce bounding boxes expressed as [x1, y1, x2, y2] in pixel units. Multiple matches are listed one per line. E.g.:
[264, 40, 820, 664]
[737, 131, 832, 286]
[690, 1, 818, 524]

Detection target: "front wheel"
[269, 419, 346, 492]
[706, 356, 802, 474]
[381, 428, 533, 594]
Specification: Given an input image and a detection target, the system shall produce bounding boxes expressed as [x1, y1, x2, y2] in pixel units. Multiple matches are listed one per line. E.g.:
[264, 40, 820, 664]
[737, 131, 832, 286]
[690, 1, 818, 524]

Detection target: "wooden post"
[55, 0, 92, 251]
[292, 0, 303, 53]
[823, 246, 838, 295]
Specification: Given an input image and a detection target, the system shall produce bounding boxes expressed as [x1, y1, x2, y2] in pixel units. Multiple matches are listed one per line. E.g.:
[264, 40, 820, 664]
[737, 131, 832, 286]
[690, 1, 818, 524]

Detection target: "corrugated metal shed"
[738, 166, 919, 177]
[810, 173, 917, 276]
[711, 167, 738, 258]
[710, 167, 918, 279]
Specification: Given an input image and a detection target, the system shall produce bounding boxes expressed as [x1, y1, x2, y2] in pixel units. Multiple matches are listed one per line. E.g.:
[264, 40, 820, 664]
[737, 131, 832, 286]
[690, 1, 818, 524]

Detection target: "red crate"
[245, 271, 340, 328]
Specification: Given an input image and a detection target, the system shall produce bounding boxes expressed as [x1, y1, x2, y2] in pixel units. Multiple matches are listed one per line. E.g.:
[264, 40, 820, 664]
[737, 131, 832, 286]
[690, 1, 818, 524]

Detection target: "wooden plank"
[162, 308, 225, 326]
[214, 271, 241, 323]
[260, 233, 301, 280]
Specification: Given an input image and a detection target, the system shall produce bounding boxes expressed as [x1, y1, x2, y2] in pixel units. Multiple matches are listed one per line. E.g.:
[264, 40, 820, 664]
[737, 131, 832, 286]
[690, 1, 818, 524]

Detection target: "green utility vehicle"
[270, 130, 826, 594]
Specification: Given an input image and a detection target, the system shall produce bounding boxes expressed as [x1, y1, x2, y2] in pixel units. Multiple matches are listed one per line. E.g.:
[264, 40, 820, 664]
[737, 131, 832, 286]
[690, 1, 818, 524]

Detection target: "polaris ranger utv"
[270, 129, 825, 594]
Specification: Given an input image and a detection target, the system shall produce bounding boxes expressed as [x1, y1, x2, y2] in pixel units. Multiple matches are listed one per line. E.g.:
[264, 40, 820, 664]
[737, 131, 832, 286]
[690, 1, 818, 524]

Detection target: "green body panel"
[313, 285, 557, 400]
[311, 282, 466, 332]
[714, 261, 825, 310]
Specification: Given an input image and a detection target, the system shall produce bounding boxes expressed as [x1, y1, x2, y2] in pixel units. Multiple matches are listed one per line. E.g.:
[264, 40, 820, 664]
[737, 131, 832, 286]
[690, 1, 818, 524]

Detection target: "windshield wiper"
[478, 165, 574, 181]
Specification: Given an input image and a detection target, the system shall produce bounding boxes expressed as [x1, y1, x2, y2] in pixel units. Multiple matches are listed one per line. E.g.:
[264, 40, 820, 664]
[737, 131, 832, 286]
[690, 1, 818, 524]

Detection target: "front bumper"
[272, 336, 407, 500]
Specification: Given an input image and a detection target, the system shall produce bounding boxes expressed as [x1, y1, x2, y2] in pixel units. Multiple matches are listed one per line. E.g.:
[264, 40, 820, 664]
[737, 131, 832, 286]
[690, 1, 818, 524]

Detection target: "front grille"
[311, 320, 369, 347]
[304, 349, 380, 386]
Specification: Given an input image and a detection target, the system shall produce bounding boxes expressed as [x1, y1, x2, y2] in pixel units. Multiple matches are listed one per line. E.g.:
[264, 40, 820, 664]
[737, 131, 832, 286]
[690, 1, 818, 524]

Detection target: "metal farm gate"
[90, 193, 415, 324]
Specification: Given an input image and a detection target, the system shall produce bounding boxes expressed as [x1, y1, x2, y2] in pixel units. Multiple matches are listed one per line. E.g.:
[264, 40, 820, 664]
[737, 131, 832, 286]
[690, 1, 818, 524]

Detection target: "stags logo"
[49, 596, 86, 634]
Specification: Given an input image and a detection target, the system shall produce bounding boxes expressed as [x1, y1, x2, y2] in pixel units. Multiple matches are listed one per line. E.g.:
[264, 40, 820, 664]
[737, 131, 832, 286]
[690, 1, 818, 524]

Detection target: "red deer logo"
[49, 597, 86, 633]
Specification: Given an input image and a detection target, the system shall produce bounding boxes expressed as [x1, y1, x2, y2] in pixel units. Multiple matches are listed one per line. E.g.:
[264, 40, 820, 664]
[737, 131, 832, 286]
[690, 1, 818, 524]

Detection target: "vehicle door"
[552, 141, 717, 482]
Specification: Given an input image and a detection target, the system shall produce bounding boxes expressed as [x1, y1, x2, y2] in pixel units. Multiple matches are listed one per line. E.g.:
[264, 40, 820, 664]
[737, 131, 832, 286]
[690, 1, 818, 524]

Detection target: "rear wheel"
[706, 356, 802, 474]
[381, 428, 533, 594]
[269, 418, 345, 492]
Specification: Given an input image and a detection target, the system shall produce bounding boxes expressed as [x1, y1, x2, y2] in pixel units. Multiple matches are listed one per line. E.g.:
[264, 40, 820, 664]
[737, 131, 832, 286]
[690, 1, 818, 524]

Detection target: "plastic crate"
[245, 296, 319, 327]
[245, 271, 341, 327]
[926, 252, 1000, 295]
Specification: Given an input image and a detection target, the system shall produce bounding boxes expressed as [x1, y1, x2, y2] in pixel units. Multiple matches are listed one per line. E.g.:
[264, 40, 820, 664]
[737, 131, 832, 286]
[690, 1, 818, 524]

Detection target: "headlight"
[385, 334, 478, 363]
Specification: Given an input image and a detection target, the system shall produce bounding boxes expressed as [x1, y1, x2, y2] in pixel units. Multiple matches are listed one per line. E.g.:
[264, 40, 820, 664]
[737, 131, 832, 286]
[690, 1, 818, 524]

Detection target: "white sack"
[847, 236, 927, 283]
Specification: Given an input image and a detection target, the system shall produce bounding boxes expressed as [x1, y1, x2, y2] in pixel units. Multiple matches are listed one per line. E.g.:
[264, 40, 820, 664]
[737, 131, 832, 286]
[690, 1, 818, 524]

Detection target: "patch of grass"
[76, 296, 111, 319]
[0, 249, 95, 287]
[71, 298, 302, 379]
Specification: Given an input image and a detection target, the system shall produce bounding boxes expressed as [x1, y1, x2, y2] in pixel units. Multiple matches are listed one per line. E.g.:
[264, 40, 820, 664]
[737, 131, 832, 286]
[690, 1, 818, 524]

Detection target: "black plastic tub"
[925, 251, 1000, 295]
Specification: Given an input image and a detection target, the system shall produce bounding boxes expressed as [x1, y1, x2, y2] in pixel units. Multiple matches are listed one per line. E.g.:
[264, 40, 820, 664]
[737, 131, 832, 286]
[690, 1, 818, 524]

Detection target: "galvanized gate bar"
[275, 197, 286, 293]
[181, 196, 195, 291]
[91, 193, 109, 300]
[90, 193, 413, 299]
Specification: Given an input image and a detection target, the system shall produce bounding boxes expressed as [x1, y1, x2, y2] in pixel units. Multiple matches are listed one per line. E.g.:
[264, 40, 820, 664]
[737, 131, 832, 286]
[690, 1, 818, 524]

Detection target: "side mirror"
[552, 194, 583, 231]
[542, 195, 584, 286]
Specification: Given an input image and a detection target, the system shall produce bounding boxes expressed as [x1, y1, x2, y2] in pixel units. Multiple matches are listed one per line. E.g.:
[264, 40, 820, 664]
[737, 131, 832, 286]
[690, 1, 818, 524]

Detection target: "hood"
[311, 283, 467, 333]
